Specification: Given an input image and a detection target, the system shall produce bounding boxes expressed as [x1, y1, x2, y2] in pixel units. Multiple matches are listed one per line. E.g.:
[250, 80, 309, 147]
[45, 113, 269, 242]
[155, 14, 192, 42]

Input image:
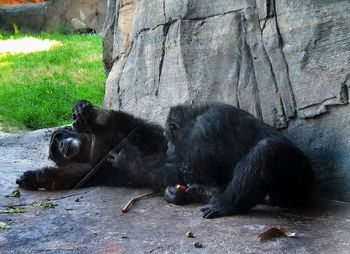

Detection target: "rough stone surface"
[0, 2, 48, 33]
[102, 0, 350, 201]
[0, 0, 107, 33]
[284, 106, 350, 202]
[1, 130, 350, 254]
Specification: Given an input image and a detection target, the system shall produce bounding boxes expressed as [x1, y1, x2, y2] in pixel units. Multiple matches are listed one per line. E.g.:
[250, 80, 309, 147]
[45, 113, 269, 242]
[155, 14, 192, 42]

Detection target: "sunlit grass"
[0, 33, 105, 132]
[0, 37, 62, 54]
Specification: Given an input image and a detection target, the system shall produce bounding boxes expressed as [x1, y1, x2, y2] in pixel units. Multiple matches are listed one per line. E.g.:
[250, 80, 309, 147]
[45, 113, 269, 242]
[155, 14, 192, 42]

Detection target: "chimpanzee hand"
[164, 186, 191, 205]
[72, 100, 95, 133]
[200, 201, 229, 219]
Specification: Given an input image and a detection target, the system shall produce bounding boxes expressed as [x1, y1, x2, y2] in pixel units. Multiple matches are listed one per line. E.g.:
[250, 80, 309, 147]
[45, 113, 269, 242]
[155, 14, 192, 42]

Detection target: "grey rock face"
[0, 2, 49, 33]
[276, 0, 350, 119]
[103, 0, 350, 201]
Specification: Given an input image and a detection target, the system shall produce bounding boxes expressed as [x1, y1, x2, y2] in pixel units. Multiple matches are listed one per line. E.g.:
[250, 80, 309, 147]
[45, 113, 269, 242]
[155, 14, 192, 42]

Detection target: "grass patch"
[0, 33, 105, 132]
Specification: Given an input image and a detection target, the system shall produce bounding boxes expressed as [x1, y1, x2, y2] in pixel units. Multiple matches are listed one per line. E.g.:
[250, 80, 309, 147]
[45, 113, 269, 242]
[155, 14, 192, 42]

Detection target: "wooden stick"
[122, 191, 155, 213]
[69, 127, 140, 194]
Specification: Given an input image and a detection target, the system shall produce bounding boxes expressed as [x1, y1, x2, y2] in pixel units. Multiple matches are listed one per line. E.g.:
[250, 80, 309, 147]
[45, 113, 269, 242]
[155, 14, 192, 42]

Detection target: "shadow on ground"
[1, 129, 350, 254]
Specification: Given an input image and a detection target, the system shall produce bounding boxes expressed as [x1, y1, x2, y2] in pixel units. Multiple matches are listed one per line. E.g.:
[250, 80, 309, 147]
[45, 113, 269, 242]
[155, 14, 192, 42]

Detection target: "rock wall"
[103, 0, 350, 201]
[0, 2, 48, 32]
[0, 0, 107, 33]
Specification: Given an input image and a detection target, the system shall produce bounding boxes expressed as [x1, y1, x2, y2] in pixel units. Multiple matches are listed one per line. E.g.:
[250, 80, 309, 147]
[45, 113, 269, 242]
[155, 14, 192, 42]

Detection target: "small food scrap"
[258, 227, 296, 241]
[0, 221, 10, 230]
[186, 231, 194, 238]
[31, 200, 57, 210]
[193, 241, 203, 248]
[0, 206, 26, 214]
[175, 184, 187, 191]
[10, 190, 21, 198]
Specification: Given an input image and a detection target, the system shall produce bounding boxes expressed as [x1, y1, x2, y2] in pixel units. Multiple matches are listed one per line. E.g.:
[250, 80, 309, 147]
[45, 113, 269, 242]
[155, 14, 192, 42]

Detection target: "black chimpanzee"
[16, 100, 313, 219]
[162, 103, 314, 218]
[16, 100, 180, 191]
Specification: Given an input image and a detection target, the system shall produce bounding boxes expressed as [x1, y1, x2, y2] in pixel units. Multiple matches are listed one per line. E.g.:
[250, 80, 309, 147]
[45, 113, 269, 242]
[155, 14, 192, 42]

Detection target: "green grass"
[0, 33, 105, 132]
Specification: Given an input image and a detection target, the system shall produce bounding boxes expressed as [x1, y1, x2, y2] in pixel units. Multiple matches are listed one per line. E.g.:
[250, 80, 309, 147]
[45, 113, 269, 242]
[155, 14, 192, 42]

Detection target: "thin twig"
[48, 188, 96, 201]
[122, 191, 156, 213]
[67, 127, 140, 194]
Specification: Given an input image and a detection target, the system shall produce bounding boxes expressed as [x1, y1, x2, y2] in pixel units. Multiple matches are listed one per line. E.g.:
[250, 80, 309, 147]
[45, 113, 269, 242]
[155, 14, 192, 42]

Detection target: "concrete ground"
[1, 129, 350, 254]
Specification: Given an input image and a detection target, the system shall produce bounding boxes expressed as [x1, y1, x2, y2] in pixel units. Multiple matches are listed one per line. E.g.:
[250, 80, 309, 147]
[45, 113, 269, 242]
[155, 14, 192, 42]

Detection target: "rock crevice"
[103, 0, 310, 128]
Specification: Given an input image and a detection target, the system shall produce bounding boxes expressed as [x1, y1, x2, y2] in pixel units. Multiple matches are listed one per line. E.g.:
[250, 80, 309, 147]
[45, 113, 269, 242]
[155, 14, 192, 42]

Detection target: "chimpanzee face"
[49, 126, 91, 166]
[164, 106, 191, 156]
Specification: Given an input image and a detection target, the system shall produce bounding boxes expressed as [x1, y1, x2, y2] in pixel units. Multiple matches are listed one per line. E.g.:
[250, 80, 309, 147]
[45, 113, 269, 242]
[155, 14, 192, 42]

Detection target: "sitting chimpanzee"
[163, 103, 314, 218]
[16, 100, 181, 191]
[16, 100, 313, 219]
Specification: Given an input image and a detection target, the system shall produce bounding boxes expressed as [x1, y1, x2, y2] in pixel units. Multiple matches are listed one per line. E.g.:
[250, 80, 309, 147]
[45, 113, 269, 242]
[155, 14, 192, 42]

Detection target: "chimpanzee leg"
[72, 100, 113, 133]
[201, 136, 313, 219]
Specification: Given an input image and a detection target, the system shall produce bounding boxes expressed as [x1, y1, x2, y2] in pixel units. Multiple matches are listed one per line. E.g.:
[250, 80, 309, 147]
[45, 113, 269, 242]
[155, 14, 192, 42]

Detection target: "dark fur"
[16, 101, 314, 219]
[163, 103, 314, 218]
[16, 100, 180, 191]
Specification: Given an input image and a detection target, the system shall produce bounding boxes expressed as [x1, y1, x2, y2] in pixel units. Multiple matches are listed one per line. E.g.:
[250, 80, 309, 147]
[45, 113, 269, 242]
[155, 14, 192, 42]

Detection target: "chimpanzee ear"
[169, 121, 180, 136]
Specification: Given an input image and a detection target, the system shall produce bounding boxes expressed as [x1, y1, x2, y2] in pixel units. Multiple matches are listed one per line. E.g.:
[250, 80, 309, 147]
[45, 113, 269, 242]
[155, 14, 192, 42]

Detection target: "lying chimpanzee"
[163, 103, 314, 218]
[16, 100, 178, 191]
[16, 100, 314, 219]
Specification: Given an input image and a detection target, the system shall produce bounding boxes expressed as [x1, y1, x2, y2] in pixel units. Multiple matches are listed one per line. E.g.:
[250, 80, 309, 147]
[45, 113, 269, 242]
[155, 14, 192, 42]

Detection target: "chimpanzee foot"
[164, 186, 191, 205]
[72, 100, 95, 132]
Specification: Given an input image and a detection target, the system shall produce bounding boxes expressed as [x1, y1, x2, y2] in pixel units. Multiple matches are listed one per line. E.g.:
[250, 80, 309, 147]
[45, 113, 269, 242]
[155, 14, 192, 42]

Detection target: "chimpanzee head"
[49, 126, 91, 166]
[164, 105, 194, 156]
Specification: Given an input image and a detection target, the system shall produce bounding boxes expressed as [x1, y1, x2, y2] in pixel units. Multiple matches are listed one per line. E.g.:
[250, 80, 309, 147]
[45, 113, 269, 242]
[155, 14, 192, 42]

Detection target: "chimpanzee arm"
[16, 163, 92, 190]
[186, 184, 221, 203]
[164, 183, 221, 205]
